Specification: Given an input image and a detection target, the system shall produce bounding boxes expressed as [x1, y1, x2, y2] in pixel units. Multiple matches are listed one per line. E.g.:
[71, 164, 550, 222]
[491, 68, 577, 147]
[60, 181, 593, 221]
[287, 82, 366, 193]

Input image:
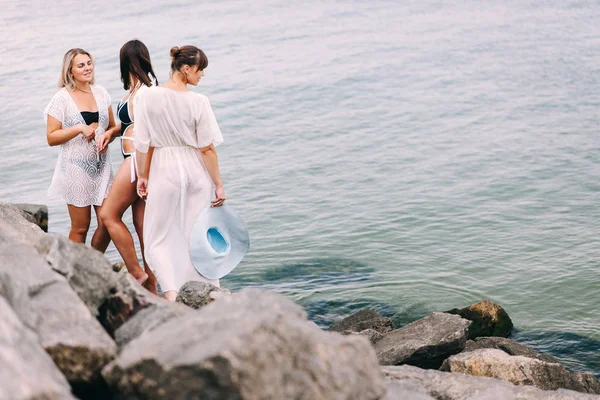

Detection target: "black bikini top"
[80, 111, 99, 125]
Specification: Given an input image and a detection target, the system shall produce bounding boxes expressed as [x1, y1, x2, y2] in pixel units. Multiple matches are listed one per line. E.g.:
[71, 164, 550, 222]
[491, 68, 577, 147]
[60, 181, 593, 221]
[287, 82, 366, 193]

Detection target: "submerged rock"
[441, 348, 598, 394]
[328, 308, 394, 334]
[103, 289, 385, 400]
[374, 312, 471, 368]
[446, 299, 513, 339]
[0, 296, 76, 400]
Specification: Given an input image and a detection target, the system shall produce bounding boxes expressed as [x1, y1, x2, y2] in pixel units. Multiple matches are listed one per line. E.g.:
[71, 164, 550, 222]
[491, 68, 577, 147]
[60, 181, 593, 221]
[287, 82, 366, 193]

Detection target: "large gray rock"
[446, 299, 513, 339]
[114, 301, 194, 347]
[103, 289, 385, 400]
[13, 203, 49, 232]
[383, 365, 600, 400]
[0, 232, 117, 392]
[0, 202, 46, 245]
[0, 296, 76, 400]
[441, 349, 598, 394]
[328, 308, 393, 334]
[35, 234, 162, 335]
[176, 280, 231, 309]
[342, 328, 385, 345]
[464, 337, 561, 364]
[572, 372, 600, 394]
[374, 312, 471, 368]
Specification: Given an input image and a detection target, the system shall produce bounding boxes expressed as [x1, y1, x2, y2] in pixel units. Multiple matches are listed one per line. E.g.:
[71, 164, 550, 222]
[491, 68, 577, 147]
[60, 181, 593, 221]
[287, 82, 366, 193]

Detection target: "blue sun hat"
[189, 204, 250, 279]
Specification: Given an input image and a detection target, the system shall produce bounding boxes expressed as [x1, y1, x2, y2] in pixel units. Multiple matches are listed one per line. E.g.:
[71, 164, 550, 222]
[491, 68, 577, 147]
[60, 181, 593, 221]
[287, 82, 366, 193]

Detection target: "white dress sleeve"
[44, 90, 66, 126]
[195, 95, 223, 148]
[133, 88, 151, 153]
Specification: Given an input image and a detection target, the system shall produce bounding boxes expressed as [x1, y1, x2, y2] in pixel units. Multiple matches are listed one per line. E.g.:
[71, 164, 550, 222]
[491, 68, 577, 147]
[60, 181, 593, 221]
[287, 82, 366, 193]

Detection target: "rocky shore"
[1, 202, 598, 399]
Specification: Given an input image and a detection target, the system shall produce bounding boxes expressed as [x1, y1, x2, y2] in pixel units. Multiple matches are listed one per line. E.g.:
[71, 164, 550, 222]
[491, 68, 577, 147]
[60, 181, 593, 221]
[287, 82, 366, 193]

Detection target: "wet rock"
[463, 336, 560, 363]
[175, 280, 231, 309]
[383, 365, 599, 399]
[0, 296, 76, 400]
[13, 203, 49, 232]
[446, 299, 513, 339]
[328, 308, 393, 334]
[374, 312, 471, 368]
[0, 229, 117, 392]
[103, 289, 385, 400]
[440, 349, 596, 394]
[572, 372, 600, 394]
[35, 234, 162, 335]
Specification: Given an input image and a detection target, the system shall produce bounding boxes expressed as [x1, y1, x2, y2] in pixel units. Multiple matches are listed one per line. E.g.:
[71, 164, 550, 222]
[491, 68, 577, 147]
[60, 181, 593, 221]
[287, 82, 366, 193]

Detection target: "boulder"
[572, 372, 600, 394]
[0, 202, 46, 245]
[0, 232, 117, 393]
[446, 299, 513, 338]
[175, 280, 231, 309]
[341, 328, 385, 345]
[0, 296, 76, 400]
[103, 289, 385, 400]
[440, 349, 597, 394]
[463, 337, 560, 364]
[374, 312, 471, 368]
[328, 308, 394, 334]
[114, 301, 194, 347]
[35, 234, 162, 335]
[13, 203, 49, 232]
[383, 365, 599, 400]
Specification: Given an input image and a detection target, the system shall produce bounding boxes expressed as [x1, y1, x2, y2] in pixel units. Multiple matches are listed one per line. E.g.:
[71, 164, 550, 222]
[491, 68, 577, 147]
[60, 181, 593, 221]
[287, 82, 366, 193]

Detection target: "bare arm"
[46, 115, 91, 146]
[97, 107, 120, 152]
[135, 147, 154, 199]
[200, 144, 225, 207]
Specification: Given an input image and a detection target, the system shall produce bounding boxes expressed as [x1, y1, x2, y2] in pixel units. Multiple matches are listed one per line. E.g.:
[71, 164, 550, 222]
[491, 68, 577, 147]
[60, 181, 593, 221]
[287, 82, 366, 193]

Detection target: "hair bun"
[170, 46, 181, 58]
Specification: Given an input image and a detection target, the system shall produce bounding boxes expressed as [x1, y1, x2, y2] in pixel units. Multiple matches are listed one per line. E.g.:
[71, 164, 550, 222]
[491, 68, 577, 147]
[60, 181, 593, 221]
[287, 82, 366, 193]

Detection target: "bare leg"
[132, 197, 158, 294]
[92, 203, 112, 253]
[67, 204, 91, 244]
[98, 159, 147, 283]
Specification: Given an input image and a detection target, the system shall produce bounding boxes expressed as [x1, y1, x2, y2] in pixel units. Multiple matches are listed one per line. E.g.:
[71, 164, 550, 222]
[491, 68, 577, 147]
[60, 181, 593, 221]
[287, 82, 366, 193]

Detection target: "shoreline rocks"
[0, 201, 598, 399]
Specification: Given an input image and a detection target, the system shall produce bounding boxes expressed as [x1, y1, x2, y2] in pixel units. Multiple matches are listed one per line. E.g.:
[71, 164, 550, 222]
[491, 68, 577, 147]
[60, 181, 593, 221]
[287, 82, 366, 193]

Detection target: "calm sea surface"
[1, 0, 599, 375]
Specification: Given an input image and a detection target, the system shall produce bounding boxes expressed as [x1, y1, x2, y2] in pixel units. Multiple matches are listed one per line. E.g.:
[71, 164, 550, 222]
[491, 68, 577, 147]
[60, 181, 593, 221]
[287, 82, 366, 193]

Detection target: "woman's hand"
[137, 177, 148, 200]
[211, 185, 226, 207]
[96, 133, 110, 153]
[79, 124, 96, 142]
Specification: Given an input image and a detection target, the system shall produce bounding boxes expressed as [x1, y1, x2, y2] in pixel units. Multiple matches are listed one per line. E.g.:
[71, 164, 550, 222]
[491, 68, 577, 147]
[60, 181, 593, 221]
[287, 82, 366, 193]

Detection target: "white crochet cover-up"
[44, 85, 114, 207]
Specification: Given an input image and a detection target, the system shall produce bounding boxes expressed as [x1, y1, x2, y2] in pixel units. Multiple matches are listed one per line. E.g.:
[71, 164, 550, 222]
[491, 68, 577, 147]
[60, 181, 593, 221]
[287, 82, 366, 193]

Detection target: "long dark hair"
[120, 39, 158, 90]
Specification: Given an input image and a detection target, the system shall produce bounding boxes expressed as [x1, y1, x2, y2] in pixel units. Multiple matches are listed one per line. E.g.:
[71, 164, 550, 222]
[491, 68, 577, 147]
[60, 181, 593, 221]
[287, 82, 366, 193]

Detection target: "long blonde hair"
[59, 48, 95, 90]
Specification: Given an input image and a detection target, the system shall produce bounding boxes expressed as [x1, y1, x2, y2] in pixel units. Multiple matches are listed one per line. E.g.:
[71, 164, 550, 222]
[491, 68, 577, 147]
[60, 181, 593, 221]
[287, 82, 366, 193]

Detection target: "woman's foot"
[163, 290, 177, 302]
[135, 272, 149, 285]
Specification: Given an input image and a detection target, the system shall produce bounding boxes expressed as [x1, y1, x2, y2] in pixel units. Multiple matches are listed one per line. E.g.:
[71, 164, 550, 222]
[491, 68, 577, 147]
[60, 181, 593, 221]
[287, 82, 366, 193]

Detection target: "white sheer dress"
[44, 85, 114, 206]
[133, 86, 223, 292]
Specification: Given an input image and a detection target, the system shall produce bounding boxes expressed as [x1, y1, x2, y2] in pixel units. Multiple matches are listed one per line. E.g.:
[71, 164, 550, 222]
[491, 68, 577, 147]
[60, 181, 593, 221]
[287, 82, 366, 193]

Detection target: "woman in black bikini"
[97, 40, 158, 293]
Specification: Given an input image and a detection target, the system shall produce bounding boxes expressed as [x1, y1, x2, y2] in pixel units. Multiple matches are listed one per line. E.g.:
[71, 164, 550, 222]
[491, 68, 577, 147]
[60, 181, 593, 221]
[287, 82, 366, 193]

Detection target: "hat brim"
[190, 204, 250, 280]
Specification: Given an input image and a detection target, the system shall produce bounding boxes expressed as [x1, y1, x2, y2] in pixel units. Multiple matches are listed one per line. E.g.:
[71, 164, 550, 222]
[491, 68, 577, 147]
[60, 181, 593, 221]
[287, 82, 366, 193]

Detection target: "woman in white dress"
[135, 45, 226, 301]
[45, 48, 117, 250]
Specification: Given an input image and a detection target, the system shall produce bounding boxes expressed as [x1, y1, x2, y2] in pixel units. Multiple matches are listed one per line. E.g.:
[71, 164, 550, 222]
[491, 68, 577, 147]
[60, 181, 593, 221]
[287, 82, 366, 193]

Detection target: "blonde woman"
[135, 45, 226, 301]
[45, 48, 118, 250]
